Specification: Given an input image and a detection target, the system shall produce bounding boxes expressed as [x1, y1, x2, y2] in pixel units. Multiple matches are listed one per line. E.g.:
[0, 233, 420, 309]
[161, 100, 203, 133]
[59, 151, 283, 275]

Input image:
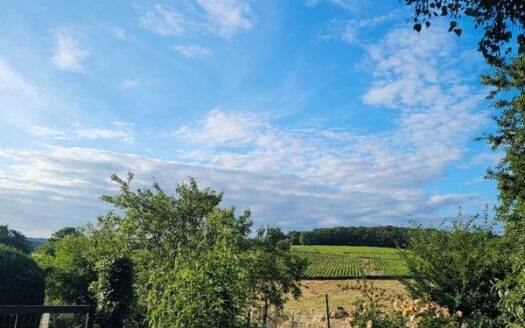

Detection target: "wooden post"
[85, 306, 95, 328]
[262, 298, 268, 327]
[325, 294, 331, 328]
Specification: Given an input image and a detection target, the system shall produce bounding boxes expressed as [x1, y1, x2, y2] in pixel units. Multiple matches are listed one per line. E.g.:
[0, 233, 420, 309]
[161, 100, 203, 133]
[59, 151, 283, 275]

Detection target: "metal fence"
[0, 306, 94, 328]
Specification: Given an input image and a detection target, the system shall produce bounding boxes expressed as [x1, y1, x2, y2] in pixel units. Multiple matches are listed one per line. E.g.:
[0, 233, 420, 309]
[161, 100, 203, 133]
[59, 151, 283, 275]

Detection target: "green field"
[292, 245, 410, 279]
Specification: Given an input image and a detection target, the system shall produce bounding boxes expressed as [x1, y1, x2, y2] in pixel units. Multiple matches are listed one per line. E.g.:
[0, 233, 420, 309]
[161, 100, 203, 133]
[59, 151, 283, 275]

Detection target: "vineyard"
[292, 245, 410, 279]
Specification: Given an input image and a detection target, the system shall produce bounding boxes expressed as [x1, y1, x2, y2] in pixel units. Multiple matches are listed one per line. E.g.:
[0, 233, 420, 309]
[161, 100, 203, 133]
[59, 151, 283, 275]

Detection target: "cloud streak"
[140, 1, 254, 39]
[50, 27, 90, 73]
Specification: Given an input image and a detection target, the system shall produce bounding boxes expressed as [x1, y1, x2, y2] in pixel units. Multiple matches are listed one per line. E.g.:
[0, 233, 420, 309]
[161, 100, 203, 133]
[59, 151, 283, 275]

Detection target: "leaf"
[441, 6, 448, 16]
[448, 21, 457, 32]
[454, 28, 462, 37]
[413, 23, 422, 33]
[425, 21, 431, 28]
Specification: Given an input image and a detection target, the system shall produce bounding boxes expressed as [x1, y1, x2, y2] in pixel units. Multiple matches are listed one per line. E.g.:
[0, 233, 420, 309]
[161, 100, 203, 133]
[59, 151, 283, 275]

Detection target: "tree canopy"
[404, 0, 525, 64]
[0, 225, 32, 253]
[34, 174, 307, 327]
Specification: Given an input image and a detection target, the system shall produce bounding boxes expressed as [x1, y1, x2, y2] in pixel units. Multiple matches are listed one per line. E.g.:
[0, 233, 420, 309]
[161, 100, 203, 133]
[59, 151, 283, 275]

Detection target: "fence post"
[325, 294, 331, 328]
[85, 306, 95, 328]
[262, 298, 268, 327]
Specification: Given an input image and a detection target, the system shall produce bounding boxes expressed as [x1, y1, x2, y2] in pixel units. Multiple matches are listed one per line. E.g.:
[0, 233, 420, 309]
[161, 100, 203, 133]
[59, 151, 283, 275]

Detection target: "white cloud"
[121, 78, 152, 89]
[196, 0, 253, 38]
[173, 44, 213, 58]
[113, 27, 127, 39]
[28, 124, 134, 143]
[170, 109, 266, 146]
[74, 128, 134, 143]
[0, 145, 478, 237]
[75, 129, 127, 139]
[30, 126, 68, 139]
[140, 4, 189, 36]
[140, 1, 253, 39]
[307, 0, 362, 10]
[50, 27, 90, 73]
[320, 11, 400, 44]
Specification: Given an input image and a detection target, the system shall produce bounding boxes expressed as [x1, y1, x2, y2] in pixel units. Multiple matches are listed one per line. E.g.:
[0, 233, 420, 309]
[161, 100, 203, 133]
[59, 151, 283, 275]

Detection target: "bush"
[0, 244, 45, 305]
[402, 216, 509, 325]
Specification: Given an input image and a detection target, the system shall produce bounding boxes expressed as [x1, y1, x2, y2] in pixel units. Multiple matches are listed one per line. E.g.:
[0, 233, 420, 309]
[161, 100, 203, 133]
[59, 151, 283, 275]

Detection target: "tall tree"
[481, 53, 525, 326]
[0, 225, 32, 254]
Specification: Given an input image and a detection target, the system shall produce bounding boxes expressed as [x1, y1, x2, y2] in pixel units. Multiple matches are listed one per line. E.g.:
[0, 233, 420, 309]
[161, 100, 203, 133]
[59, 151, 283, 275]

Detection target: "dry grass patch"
[285, 279, 406, 314]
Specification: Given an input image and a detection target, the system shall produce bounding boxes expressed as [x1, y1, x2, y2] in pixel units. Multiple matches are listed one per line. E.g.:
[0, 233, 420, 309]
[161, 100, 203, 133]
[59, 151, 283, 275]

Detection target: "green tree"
[33, 232, 96, 305]
[96, 174, 255, 327]
[0, 244, 45, 305]
[481, 53, 525, 326]
[249, 227, 307, 325]
[49, 227, 78, 242]
[35, 174, 306, 327]
[404, 0, 525, 64]
[403, 216, 508, 325]
[0, 225, 32, 253]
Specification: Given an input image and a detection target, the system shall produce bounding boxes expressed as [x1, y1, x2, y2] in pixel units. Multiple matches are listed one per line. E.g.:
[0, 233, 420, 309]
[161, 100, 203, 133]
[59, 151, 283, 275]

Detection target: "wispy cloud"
[196, 0, 254, 38]
[320, 11, 400, 44]
[28, 123, 134, 144]
[50, 27, 90, 73]
[171, 109, 266, 145]
[140, 4, 189, 36]
[74, 129, 128, 139]
[0, 58, 41, 126]
[0, 145, 477, 237]
[121, 78, 152, 89]
[306, 0, 362, 11]
[30, 126, 68, 139]
[140, 1, 253, 39]
[173, 44, 213, 58]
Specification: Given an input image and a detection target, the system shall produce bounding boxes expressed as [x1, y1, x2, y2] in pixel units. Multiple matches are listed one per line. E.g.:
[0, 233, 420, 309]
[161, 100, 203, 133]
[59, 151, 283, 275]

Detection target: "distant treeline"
[287, 226, 413, 248]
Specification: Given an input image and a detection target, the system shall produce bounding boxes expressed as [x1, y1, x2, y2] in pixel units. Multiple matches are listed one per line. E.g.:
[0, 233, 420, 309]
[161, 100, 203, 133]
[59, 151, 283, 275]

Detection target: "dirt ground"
[265, 279, 407, 327]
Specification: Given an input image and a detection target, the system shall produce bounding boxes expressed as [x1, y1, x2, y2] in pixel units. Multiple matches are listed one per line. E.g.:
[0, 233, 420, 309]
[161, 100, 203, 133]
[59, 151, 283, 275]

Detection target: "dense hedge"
[288, 226, 412, 248]
[0, 244, 45, 305]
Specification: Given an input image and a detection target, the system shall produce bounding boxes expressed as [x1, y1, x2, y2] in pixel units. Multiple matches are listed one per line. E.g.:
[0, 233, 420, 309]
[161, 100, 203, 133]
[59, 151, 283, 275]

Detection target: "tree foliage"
[35, 174, 306, 327]
[479, 53, 525, 326]
[403, 216, 509, 326]
[297, 226, 412, 248]
[0, 225, 32, 253]
[91, 257, 134, 328]
[404, 0, 525, 64]
[34, 232, 97, 305]
[0, 244, 45, 305]
[250, 227, 307, 313]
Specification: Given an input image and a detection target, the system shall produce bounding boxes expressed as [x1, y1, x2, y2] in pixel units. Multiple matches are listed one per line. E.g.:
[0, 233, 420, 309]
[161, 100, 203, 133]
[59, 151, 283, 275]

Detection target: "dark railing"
[0, 305, 94, 328]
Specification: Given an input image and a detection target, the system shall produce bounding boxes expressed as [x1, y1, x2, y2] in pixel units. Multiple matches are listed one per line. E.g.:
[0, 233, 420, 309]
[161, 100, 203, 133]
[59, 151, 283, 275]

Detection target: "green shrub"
[402, 216, 509, 325]
[92, 257, 134, 328]
[0, 244, 45, 305]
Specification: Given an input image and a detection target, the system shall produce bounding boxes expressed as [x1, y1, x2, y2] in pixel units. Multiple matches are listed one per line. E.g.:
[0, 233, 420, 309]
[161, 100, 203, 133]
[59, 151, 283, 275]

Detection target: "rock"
[332, 306, 349, 319]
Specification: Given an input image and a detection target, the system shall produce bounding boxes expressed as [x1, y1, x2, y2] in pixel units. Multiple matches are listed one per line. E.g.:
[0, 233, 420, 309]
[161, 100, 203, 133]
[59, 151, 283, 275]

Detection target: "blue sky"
[0, 0, 501, 237]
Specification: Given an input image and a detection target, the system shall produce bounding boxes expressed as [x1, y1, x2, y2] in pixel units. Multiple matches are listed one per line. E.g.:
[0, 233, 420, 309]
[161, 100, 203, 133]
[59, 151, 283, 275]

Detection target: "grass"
[284, 279, 407, 314]
[292, 245, 410, 278]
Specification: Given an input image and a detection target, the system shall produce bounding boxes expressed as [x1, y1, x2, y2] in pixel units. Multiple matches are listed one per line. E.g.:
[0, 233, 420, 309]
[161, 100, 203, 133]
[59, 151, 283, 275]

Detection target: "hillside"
[292, 245, 410, 279]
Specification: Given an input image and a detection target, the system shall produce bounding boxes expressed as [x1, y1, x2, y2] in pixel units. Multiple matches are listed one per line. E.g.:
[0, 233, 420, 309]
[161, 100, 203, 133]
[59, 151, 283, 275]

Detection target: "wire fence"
[0, 306, 94, 328]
